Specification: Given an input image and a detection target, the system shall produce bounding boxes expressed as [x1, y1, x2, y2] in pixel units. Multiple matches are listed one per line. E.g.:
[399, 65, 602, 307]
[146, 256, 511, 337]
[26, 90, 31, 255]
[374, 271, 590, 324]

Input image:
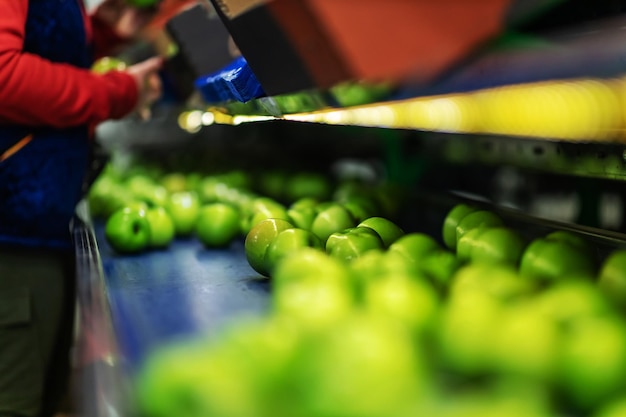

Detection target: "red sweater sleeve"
[0, 0, 138, 129]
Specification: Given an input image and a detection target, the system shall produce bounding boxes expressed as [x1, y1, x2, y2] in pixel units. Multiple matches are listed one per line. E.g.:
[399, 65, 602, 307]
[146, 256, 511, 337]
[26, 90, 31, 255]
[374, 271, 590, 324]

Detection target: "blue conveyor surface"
[94, 222, 271, 372]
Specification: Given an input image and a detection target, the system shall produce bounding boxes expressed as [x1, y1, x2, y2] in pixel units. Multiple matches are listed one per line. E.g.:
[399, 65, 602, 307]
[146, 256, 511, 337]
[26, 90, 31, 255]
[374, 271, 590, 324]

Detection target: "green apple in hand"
[105, 207, 151, 254]
[145, 206, 175, 249]
[166, 191, 201, 237]
[91, 56, 126, 74]
[325, 226, 384, 263]
[195, 202, 242, 248]
[125, 0, 160, 9]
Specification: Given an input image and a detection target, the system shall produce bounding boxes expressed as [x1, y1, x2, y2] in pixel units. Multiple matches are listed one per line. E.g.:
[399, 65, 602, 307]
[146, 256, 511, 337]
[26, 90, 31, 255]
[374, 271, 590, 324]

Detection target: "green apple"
[197, 176, 224, 204]
[242, 197, 290, 235]
[489, 303, 560, 381]
[105, 207, 151, 254]
[436, 291, 504, 375]
[270, 248, 355, 328]
[593, 398, 626, 417]
[459, 227, 526, 266]
[330, 81, 391, 107]
[331, 179, 370, 203]
[311, 203, 357, 244]
[271, 247, 353, 290]
[127, 176, 169, 208]
[124, 200, 149, 213]
[357, 216, 405, 248]
[289, 197, 319, 211]
[244, 218, 295, 277]
[456, 227, 485, 261]
[160, 172, 188, 193]
[287, 198, 320, 229]
[125, 0, 160, 8]
[519, 237, 596, 282]
[166, 191, 201, 237]
[349, 248, 422, 283]
[142, 184, 169, 208]
[364, 274, 440, 335]
[284, 172, 332, 202]
[126, 174, 154, 194]
[442, 203, 479, 249]
[450, 263, 537, 303]
[419, 249, 463, 288]
[88, 177, 135, 219]
[325, 226, 384, 263]
[265, 228, 323, 274]
[258, 170, 288, 200]
[531, 279, 613, 325]
[455, 209, 504, 249]
[544, 230, 594, 255]
[135, 339, 214, 417]
[145, 206, 175, 249]
[598, 249, 626, 310]
[290, 313, 430, 417]
[339, 195, 381, 223]
[286, 205, 317, 230]
[272, 274, 355, 330]
[195, 202, 242, 248]
[221, 170, 252, 189]
[388, 233, 441, 266]
[91, 56, 126, 74]
[558, 315, 626, 411]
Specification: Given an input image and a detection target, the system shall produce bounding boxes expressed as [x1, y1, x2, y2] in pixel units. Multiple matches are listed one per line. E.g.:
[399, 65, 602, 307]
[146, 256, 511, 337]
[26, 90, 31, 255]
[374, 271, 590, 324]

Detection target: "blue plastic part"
[194, 56, 266, 104]
[94, 223, 270, 372]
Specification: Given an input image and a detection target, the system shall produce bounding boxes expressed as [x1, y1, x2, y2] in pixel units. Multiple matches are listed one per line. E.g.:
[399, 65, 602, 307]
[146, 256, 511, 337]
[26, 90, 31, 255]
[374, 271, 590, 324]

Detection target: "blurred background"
[75, 2, 626, 417]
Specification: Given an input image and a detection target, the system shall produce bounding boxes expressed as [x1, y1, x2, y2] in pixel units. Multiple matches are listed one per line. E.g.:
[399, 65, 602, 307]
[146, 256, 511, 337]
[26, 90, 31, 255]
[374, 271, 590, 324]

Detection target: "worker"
[0, 0, 163, 416]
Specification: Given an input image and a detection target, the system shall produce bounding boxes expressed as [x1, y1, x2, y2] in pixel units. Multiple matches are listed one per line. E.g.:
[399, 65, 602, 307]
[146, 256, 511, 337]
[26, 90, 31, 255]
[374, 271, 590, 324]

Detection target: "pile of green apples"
[87, 161, 402, 257]
[134, 198, 626, 417]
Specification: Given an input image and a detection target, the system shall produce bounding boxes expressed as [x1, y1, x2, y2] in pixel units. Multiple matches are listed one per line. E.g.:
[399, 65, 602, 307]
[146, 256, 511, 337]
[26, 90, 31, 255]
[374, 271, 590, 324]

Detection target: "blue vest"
[0, 0, 93, 249]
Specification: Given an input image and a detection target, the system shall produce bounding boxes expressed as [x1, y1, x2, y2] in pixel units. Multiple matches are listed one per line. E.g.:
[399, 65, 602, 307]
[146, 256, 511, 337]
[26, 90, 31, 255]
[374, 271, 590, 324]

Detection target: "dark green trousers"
[0, 247, 76, 417]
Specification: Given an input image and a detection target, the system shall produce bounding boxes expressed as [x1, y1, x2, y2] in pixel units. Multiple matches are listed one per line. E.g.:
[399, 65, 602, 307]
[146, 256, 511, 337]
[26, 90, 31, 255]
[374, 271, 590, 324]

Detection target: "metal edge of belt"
[72, 199, 137, 417]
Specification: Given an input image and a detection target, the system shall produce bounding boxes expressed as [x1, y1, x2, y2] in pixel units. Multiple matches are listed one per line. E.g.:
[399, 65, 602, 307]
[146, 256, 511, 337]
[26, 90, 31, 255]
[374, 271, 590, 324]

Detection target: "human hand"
[125, 56, 163, 120]
[94, 0, 158, 39]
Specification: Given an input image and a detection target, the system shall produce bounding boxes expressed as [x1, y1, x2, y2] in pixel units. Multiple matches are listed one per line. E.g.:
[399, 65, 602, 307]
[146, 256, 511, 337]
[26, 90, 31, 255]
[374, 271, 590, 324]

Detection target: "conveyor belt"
[94, 222, 271, 371]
